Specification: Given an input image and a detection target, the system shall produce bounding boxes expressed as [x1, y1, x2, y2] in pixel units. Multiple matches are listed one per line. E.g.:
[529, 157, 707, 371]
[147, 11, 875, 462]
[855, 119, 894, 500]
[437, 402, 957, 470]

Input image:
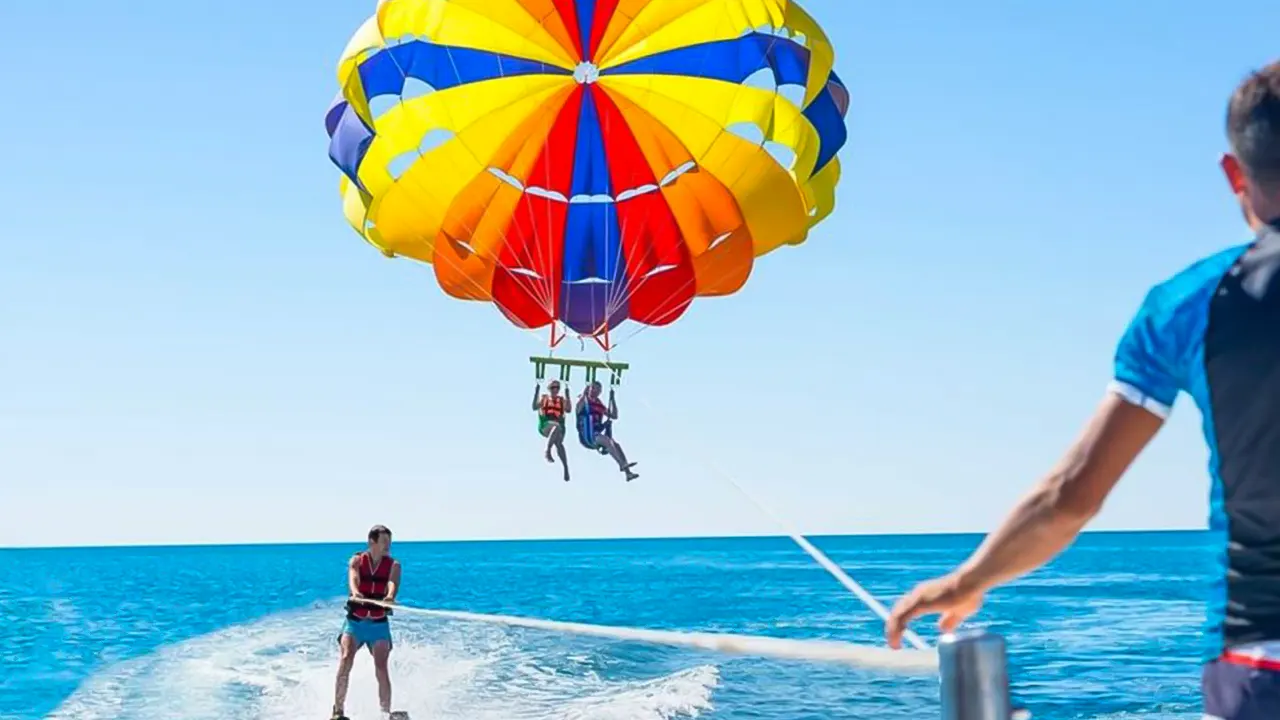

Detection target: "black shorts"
[1203, 657, 1280, 719]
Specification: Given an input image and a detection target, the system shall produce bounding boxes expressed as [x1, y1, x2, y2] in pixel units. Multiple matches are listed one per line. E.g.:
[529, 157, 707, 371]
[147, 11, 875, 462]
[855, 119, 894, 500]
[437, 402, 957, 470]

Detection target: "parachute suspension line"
[597, 29, 735, 336]
[383, 193, 552, 359]
[371, 101, 556, 328]
[444, 53, 556, 320]
[627, 392, 931, 654]
[357, 600, 938, 674]
[604, 181, 765, 354]
[392, 228, 540, 345]
[391, 48, 557, 321]
[604, 52, 799, 355]
[603, 181, 642, 334]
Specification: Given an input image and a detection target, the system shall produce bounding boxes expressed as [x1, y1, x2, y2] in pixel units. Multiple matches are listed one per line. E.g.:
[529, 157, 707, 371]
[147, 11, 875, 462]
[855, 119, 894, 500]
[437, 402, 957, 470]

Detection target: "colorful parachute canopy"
[326, 0, 849, 344]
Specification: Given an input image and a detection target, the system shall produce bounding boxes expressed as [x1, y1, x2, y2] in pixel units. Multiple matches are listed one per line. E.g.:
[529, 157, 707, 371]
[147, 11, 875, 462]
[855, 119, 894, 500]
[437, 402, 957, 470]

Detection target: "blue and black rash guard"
[1111, 221, 1280, 658]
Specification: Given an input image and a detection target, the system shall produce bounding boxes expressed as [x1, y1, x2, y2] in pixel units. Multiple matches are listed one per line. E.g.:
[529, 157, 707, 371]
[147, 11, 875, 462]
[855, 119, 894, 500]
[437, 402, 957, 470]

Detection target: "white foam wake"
[49, 605, 718, 720]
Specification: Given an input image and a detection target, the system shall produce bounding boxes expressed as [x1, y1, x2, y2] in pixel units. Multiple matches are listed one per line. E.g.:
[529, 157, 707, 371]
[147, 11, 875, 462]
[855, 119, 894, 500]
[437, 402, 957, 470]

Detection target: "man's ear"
[1222, 153, 1249, 195]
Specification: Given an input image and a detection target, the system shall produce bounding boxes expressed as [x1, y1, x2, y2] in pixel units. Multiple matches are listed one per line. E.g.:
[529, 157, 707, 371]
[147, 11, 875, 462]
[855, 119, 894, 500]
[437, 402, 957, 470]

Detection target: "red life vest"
[346, 551, 394, 621]
[540, 395, 566, 418]
[587, 398, 607, 422]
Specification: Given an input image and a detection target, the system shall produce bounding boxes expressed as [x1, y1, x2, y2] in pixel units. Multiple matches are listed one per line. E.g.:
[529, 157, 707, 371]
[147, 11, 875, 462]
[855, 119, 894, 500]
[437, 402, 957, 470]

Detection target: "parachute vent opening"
[642, 265, 678, 280]
[527, 185, 568, 203]
[743, 68, 806, 109]
[708, 232, 733, 251]
[384, 130, 454, 179]
[765, 142, 798, 171]
[660, 161, 697, 187]
[573, 62, 601, 85]
[488, 167, 524, 191]
[365, 78, 438, 123]
[726, 123, 799, 171]
[367, 94, 399, 120]
[744, 68, 778, 93]
[512, 178, 673, 206]
[777, 84, 807, 108]
[506, 267, 543, 280]
[419, 128, 454, 154]
[387, 151, 417, 179]
[615, 184, 660, 202]
[401, 77, 436, 100]
[728, 122, 765, 145]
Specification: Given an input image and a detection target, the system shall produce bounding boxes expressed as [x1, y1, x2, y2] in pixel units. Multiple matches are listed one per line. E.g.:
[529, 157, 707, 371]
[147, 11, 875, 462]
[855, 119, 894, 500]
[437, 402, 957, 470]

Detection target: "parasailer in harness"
[534, 380, 571, 481]
[332, 524, 402, 720]
[577, 380, 639, 481]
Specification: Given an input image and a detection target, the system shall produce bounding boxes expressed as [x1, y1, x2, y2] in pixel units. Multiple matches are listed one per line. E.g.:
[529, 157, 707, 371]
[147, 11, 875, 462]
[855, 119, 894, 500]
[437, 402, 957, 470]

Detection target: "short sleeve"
[1108, 245, 1247, 419]
[1110, 288, 1185, 418]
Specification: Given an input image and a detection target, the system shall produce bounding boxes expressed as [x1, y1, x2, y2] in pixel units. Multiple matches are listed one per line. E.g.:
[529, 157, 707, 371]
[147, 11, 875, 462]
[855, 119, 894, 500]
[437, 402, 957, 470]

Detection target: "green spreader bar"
[531, 356, 629, 385]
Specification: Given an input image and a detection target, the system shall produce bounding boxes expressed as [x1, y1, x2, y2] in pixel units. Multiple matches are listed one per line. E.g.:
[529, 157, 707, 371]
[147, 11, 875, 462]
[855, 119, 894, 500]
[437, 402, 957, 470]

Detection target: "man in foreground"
[333, 525, 402, 720]
[885, 60, 1280, 720]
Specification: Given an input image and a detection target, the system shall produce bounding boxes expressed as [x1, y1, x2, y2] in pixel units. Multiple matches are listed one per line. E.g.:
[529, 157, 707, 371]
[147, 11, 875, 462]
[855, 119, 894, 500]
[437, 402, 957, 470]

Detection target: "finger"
[885, 596, 924, 649]
[885, 618, 904, 650]
[884, 604, 906, 648]
[938, 609, 966, 634]
[888, 584, 961, 644]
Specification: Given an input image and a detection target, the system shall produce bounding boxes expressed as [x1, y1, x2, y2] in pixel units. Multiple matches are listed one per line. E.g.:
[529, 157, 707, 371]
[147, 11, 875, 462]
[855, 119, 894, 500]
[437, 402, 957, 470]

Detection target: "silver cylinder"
[938, 630, 1012, 720]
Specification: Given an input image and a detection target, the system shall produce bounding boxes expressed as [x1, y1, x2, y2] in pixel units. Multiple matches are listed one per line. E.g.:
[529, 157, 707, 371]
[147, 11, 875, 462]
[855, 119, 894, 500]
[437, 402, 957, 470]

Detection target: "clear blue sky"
[1, 1, 1277, 548]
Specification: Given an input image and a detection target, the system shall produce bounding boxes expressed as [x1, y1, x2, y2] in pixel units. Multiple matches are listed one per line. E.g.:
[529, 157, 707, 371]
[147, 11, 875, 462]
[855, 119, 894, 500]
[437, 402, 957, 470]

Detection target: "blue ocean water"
[2, 531, 1211, 720]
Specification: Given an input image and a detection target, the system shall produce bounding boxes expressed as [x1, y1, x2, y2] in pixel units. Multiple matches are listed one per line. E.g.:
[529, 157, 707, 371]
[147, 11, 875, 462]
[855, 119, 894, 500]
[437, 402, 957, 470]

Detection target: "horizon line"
[0, 526, 1208, 552]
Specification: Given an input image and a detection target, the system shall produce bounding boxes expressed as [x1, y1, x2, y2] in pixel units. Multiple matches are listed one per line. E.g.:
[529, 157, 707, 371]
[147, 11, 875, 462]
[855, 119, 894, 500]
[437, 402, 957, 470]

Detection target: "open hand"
[885, 572, 985, 649]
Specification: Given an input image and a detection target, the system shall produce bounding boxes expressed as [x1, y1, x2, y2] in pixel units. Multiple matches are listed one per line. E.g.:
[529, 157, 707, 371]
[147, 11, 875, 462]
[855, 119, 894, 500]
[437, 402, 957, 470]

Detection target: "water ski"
[390, 713, 410, 720]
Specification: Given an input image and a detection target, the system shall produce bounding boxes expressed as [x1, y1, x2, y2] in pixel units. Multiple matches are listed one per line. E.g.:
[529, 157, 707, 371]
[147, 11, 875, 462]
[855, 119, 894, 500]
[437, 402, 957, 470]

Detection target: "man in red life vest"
[576, 380, 639, 481]
[332, 524, 401, 720]
[533, 379, 571, 481]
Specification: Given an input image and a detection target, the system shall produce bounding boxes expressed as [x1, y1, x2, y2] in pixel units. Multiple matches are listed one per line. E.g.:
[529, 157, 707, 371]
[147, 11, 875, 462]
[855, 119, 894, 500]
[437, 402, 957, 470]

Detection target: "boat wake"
[48, 604, 719, 720]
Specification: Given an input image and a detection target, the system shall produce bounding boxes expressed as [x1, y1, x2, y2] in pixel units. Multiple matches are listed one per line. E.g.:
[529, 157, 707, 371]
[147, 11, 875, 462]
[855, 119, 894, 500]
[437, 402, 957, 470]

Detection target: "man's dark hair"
[1228, 60, 1280, 187]
[368, 524, 391, 542]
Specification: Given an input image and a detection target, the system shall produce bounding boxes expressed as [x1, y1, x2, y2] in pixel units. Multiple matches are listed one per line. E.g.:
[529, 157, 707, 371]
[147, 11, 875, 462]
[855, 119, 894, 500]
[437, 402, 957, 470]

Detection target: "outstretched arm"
[532, 384, 541, 411]
[948, 277, 1193, 591]
[887, 276, 1199, 648]
[886, 391, 1167, 647]
[607, 389, 618, 419]
[956, 393, 1161, 587]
